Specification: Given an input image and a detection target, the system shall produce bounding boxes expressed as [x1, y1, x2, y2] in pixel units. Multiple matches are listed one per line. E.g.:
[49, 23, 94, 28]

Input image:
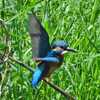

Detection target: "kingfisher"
[28, 13, 76, 87]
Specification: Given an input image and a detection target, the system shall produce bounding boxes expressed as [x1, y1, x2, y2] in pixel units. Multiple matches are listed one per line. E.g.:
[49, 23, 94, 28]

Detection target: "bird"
[28, 13, 76, 87]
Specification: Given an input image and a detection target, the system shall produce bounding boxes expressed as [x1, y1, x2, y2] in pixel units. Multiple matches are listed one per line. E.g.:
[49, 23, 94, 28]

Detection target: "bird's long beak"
[61, 47, 76, 55]
[66, 47, 76, 52]
[61, 50, 68, 55]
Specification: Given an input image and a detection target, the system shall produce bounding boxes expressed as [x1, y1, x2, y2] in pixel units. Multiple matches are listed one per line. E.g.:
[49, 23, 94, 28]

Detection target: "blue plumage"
[29, 14, 76, 87]
[39, 57, 60, 63]
[32, 50, 63, 87]
[32, 64, 45, 87]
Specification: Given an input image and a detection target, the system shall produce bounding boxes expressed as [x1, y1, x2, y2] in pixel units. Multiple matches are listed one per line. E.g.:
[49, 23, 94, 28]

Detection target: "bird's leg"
[42, 76, 52, 82]
[48, 77, 52, 82]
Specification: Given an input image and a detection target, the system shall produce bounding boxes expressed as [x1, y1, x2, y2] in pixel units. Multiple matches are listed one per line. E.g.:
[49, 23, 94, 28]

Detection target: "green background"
[0, 0, 100, 100]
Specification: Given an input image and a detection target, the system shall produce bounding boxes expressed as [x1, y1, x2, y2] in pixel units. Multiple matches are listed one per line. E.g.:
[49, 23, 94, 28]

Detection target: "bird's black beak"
[61, 47, 76, 55]
[66, 47, 76, 52]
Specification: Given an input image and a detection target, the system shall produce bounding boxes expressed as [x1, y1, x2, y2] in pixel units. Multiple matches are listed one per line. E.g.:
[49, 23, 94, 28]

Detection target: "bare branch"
[9, 56, 75, 100]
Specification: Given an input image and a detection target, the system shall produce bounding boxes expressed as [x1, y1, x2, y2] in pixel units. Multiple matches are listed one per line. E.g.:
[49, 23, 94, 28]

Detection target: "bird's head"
[51, 40, 76, 56]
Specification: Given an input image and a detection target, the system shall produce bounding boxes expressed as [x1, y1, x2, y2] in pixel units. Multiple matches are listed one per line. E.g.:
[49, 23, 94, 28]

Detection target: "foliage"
[0, 0, 100, 100]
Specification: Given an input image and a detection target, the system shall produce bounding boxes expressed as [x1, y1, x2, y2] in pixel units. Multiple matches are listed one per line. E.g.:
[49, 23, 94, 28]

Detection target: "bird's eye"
[60, 46, 63, 48]
[52, 45, 56, 49]
[60, 46, 65, 49]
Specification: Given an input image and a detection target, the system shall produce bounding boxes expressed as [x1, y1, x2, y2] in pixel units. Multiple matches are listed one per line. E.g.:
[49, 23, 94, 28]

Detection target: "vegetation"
[0, 0, 100, 100]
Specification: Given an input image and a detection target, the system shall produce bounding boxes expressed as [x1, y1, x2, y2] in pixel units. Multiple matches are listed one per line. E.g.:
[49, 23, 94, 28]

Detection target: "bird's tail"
[32, 64, 45, 87]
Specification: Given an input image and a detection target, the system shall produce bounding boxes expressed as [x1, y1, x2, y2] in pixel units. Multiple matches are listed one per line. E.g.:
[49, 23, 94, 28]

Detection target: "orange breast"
[45, 62, 62, 77]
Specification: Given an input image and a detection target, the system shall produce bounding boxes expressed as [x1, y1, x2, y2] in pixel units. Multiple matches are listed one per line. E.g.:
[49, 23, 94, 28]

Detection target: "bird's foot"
[42, 77, 51, 82]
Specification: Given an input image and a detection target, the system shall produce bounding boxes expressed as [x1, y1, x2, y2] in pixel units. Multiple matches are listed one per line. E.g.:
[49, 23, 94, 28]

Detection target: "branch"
[9, 56, 75, 100]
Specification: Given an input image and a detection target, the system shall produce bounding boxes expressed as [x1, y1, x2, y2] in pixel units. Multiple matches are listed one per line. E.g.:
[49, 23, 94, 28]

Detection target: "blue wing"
[31, 57, 60, 87]
[28, 13, 50, 58]
[32, 64, 45, 87]
[39, 57, 60, 63]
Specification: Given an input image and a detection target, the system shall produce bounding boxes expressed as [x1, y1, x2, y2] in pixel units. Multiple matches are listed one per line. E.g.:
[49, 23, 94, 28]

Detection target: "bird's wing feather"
[28, 13, 50, 58]
[32, 64, 45, 87]
[39, 57, 59, 63]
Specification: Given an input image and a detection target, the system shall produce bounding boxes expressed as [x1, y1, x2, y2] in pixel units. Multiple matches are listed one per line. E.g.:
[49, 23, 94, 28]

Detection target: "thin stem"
[9, 56, 75, 100]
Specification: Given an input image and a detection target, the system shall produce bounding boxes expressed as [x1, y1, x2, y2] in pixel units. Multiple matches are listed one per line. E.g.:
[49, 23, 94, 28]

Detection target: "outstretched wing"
[28, 13, 50, 58]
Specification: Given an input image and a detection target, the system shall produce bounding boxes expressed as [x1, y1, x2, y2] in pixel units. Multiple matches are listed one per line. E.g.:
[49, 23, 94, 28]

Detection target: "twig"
[43, 79, 75, 100]
[9, 56, 75, 100]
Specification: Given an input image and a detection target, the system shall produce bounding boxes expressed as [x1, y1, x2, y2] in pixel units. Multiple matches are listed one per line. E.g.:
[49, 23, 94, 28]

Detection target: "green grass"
[0, 0, 100, 100]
